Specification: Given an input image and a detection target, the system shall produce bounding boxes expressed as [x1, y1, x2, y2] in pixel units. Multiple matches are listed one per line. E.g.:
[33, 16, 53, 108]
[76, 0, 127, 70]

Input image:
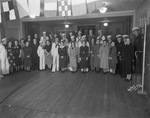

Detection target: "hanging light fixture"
[65, 23, 69, 28]
[99, 3, 107, 13]
[103, 22, 108, 27]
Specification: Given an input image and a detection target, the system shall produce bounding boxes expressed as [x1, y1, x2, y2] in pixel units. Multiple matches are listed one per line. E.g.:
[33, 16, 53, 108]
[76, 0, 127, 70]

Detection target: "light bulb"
[65, 24, 69, 28]
[104, 22, 108, 26]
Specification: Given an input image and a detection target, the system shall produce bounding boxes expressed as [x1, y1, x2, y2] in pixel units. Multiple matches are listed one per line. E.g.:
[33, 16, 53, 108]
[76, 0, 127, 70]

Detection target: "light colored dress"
[99, 44, 109, 69]
[68, 47, 78, 68]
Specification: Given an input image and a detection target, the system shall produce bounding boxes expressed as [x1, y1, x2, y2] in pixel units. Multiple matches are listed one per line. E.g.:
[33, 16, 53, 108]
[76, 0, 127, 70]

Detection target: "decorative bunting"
[0, 3, 1, 23]
[16, 0, 29, 18]
[71, 0, 87, 16]
[2, 1, 16, 21]
[44, 0, 57, 17]
[28, 0, 41, 17]
[58, 0, 71, 16]
[87, 0, 97, 13]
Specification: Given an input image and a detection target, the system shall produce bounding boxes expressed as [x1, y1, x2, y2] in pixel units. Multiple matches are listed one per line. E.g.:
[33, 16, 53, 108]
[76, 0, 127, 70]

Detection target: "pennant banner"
[16, 0, 29, 18]
[2, 1, 16, 21]
[58, 0, 71, 16]
[71, 0, 87, 16]
[28, 0, 41, 17]
[87, 0, 96, 13]
[44, 0, 57, 17]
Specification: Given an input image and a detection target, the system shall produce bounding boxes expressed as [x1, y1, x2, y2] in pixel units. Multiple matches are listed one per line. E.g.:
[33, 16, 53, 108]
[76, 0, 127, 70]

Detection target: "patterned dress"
[7, 47, 16, 68]
[13, 45, 21, 67]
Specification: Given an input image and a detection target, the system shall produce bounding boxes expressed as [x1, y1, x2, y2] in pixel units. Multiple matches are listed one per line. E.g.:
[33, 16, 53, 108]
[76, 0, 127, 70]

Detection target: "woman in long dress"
[109, 41, 118, 75]
[31, 38, 39, 70]
[99, 40, 109, 73]
[68, 41, 78, 72]
[94, 39, 101, 72]
[124, 38, 134, 81]
[23, 41, 32, 72]
[58, 40, 68, 72]
[45, 40, 53, 70]
[13, 40, 21, 71]
[20, 38, 25, 70]
[7, 41, 16, 73]
[79, 40, 89, 73]
[90, 38, 95, 70]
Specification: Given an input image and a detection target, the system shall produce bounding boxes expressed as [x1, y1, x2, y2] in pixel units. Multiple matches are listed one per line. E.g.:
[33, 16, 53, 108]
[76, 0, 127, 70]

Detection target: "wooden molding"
[21, 10, 135, 22]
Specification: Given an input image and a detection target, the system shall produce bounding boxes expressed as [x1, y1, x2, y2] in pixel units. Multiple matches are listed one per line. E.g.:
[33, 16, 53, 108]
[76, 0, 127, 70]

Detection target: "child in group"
[51, 38, 59, 72]
[68, 41, 78, 72]
[45, 40, 53, 70]
[94, 39, 101, 72]
[58, 40, 68, 72]
[23, 41, 32, 72]
[109, 41, 118, 75]
[37, 41, 45, 70]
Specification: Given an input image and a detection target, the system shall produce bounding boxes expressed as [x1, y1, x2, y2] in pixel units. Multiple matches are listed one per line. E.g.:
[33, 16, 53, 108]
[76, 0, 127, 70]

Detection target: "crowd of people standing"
[0, 27, 143, 83]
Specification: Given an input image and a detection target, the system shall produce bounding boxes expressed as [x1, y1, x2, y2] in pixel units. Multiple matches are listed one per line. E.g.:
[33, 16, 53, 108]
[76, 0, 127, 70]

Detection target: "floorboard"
[0, 70, 149, 118]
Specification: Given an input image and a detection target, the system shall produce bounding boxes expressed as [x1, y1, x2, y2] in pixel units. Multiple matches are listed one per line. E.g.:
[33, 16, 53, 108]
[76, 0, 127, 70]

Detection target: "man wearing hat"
[116, 35, 124, 76]
[40, 31, 49, 45]
[132, 27, 143, 74]
[97, 30, 106, 44]
[37, 40, 45, 70]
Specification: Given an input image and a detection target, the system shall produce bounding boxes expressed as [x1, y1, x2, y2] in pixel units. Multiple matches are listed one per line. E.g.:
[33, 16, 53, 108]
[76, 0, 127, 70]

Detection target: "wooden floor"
[0, 70, 149, 118]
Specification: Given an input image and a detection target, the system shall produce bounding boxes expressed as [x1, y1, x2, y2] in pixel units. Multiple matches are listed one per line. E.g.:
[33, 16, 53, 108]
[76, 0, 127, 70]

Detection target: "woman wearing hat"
[58, 40, 68, 72]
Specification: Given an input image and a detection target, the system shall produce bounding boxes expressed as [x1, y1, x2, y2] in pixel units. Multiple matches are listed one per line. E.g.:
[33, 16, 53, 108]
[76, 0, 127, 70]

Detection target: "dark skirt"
[24, 58, 32, 67]
[59, 56, 67, 68]
[80, 57, 88, 68]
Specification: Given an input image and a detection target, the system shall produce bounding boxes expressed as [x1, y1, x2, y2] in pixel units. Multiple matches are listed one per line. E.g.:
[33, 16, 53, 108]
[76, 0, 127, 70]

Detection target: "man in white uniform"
[51, 38, 59, 72]
[37, 41, 45, 70]
[0, 38, 9, 75]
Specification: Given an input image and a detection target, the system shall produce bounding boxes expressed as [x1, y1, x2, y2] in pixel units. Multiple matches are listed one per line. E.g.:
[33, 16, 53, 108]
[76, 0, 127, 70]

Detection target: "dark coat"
[58, 46, 68, 68]
[23, 46, 32, 67]
[80, 46, 89, 68]
[124, 44, 134, 74]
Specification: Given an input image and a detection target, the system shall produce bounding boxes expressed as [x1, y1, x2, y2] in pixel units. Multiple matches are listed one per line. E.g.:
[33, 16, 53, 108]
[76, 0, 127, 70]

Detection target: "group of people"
[0, 27, 143, 83]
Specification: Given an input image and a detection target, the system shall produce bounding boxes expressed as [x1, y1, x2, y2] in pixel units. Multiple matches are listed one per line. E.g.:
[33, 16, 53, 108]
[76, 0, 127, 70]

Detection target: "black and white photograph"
[0, 0, 150, 118]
